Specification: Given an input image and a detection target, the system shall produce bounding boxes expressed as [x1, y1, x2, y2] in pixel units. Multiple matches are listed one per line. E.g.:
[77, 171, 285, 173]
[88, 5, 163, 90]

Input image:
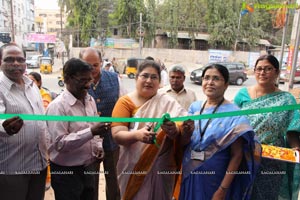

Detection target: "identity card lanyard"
[198, 98, 225, 142]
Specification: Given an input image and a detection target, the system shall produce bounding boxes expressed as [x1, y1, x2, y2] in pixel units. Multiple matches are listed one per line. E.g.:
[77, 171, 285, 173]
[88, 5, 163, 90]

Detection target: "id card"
[191, 150, 205, 161]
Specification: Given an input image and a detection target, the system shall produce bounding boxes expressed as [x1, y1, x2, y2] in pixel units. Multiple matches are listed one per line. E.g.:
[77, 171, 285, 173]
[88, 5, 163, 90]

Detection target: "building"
[34, 8, 66, 36]
[0, 0, 35, 46]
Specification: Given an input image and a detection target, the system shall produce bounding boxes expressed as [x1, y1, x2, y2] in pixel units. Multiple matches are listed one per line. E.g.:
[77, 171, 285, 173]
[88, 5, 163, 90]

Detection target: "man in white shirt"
[159, 64, 197, 110]
[0, 43, 48, 200]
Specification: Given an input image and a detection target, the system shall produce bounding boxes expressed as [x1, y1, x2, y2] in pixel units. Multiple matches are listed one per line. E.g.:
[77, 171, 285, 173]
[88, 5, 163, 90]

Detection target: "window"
[226, 64, 236, 71]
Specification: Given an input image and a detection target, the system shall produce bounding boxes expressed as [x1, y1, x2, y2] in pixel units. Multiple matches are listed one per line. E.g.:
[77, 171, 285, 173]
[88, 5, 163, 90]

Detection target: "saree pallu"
[117, 93, 187, 200]
[234, 89, 300, 200]
[179, 102, 260, 200]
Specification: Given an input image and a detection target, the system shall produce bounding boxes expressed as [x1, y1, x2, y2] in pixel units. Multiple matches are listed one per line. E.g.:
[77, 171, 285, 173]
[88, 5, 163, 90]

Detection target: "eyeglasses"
[3, 56, 26, 63]
[203, 75, 224, 82]
[139, 73, 159, 81]
[72, 76, 93, 84]
[254, 66, 275, 73]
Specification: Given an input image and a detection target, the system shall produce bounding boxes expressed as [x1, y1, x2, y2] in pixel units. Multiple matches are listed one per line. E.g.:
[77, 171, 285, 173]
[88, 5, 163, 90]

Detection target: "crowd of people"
[0, 42, 300, 200]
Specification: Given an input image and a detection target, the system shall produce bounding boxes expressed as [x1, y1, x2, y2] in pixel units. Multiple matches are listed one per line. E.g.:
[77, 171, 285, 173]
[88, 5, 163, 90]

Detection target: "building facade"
[0, 0, 35, 46]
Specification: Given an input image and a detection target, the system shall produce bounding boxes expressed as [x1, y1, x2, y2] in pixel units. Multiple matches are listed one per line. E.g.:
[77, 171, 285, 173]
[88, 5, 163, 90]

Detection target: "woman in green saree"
[234, 54, 300, 200]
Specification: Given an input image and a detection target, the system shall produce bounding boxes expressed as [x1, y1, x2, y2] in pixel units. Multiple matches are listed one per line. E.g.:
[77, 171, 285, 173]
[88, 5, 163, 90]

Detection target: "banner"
[27, 34, 56, 43]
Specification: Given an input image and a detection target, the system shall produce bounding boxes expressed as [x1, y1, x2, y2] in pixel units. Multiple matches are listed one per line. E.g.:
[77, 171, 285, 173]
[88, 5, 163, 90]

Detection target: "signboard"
[27, 34, 56, 43]
[90, 38, 139, 49]
[208, 50, 233, 63]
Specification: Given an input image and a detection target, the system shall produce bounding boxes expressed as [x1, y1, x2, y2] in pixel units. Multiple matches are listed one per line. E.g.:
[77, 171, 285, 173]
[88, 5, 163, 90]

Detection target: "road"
[38, 68, 295, 102]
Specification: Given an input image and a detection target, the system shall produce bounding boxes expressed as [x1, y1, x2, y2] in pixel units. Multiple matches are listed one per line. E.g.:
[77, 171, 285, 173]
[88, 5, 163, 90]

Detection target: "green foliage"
[58, 0, 290, 49]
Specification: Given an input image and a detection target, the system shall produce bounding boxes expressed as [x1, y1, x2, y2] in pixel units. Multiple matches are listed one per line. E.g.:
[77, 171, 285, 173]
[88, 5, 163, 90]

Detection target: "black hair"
[63, 58, 92, 80]
[136, 60, 161, 81]
[0, 43, 21, 61]
[254, 54, 279, 71]
[145, 56, 154, 61]
[202, 64, 229, 83]
[28, 72, 42, 82]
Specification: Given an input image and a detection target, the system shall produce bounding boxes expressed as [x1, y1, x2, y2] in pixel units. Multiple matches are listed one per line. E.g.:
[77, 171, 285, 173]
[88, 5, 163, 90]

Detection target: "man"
[80, 47, 123, 200]
[0, 43, 48, 200]
[159, 64, 197, 110]
[103, 61, 115, 72]
[46, 58, 110, 200]
[160, 63, 169, 88]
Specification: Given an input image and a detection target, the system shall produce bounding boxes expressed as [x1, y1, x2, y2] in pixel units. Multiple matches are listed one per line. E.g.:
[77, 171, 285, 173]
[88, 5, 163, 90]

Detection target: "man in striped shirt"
[0, 43, 48, 200]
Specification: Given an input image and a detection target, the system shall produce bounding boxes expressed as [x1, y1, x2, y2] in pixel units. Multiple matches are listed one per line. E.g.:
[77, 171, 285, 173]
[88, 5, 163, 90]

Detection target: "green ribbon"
[0, 104, 299, 123]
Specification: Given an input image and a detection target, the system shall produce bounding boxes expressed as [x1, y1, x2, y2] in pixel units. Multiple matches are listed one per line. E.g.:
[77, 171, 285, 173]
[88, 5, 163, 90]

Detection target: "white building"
[0, 0, 35, 46]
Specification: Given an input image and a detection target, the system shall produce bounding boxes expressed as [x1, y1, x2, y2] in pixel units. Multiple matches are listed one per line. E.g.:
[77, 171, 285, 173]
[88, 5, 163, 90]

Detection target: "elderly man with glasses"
[0, 43, 48, 200]
[46, 58, 110, 200]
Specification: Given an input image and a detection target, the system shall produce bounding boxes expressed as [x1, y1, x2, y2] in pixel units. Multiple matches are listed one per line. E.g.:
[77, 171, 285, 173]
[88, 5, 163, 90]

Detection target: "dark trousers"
[103, 147, 121, 200]
[50, 161, 101, 200]
[0, 168, 47, 200]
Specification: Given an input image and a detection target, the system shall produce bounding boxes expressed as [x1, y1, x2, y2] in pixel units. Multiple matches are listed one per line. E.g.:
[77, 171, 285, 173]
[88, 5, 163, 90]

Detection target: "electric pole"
[10, 0, 15, 42]
[286, 0, 300, 90]
[139, 13, 143, 57]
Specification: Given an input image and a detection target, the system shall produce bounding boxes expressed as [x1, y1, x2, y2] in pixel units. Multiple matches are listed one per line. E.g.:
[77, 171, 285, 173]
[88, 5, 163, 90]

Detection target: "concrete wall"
[70, 47, 255, 73]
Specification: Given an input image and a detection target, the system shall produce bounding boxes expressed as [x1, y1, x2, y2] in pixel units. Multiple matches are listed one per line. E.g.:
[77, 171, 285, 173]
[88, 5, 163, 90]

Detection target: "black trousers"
[0, 167, 47, 200]
[50, 161, 101, 200]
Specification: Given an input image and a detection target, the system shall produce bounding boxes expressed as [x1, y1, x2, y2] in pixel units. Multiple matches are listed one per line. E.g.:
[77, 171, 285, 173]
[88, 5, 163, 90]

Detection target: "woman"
[28, 71, 52, 191]
[28, 71, 52, 109]
[111, 60, 194, 200]
[179, 64, 260, 200]
[234, 54, 300, 200]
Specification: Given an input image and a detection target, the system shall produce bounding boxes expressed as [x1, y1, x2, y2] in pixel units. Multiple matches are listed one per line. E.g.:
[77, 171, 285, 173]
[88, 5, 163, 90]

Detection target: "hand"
[161, 121, 178, 140]
[292, 147, 300, 151]
[136, 126, 156, 144]
[91, 123, 111, 137]
[182, 120, 194, 137]
[3, 116, 24, 136]
[212, 187, 226, 200]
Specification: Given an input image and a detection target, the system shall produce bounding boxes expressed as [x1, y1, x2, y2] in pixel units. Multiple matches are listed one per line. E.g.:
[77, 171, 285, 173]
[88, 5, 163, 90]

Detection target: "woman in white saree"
[111, 60, 194, 200]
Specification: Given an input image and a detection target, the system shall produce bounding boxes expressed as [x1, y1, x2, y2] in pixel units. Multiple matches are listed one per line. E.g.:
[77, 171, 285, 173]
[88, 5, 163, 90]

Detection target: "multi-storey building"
[34, 8, 66, 36]
[0, 0, 35, 46]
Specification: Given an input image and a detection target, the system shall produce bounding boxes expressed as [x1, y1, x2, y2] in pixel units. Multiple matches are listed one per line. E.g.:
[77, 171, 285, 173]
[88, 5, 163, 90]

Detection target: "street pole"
[234, 13, 242, 52]
[288, 4, 300, 89]
[139, 13, 142, 57]
[278, 0, 290, 71]
[10, 0, 15, 42]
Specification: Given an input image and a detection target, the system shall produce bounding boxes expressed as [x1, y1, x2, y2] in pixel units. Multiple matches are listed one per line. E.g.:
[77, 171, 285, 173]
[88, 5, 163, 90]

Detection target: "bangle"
[219, 185, 228, 191]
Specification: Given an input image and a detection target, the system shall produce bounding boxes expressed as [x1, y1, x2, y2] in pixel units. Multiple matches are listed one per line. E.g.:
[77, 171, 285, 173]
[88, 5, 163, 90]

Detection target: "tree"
[112, 0, 145, 38]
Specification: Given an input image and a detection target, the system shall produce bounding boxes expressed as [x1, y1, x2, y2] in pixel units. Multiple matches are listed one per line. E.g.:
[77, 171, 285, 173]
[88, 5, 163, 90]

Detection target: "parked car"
[190, 62, 248, 85]
[279, 66, 300, 83]
[26, 55, 42, 68]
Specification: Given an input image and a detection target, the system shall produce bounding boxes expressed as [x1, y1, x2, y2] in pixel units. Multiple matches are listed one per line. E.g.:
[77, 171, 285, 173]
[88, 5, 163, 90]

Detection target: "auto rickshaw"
[125, 57, 144, 79]
[40, 57, 53, 74]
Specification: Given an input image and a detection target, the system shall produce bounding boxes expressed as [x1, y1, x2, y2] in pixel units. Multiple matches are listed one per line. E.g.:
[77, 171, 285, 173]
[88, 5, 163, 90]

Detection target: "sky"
[35, 0, 59, 9]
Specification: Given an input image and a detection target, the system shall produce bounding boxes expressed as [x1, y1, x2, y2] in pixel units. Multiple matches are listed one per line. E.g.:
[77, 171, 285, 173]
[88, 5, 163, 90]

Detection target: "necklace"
[198, 98, 225, 141]
[92, 77, 101, 91]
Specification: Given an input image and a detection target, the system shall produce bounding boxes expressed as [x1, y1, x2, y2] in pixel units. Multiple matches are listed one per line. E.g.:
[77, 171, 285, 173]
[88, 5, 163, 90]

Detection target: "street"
[37, 64, 297, 102]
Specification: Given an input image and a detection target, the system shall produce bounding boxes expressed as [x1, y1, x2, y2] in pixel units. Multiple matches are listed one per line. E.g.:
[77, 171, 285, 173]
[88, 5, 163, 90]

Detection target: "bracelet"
[219, 185, 228, 191]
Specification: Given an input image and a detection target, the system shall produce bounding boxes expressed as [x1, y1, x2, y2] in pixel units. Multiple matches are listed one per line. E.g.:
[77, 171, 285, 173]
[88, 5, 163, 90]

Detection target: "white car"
[26, 55, 41, 68]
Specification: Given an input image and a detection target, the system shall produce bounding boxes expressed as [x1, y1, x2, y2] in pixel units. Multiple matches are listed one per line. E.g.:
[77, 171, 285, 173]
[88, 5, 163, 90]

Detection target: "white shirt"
[160, 70, 169, 87]
[0, 74, 48, 174]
